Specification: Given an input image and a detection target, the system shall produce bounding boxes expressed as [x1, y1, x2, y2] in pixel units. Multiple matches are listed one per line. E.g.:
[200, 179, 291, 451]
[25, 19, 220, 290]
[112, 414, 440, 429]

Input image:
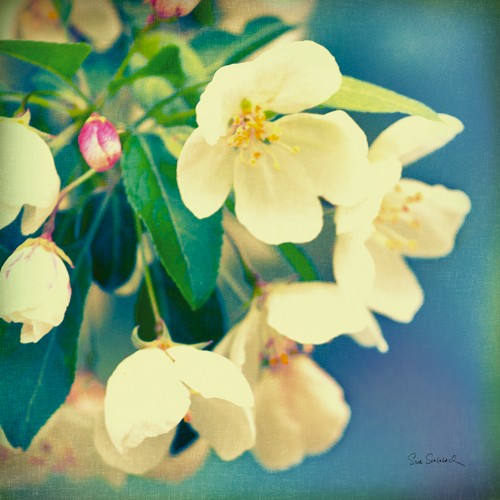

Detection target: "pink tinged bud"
[148, 0, 201, 19]
[78, 113, 122, 172]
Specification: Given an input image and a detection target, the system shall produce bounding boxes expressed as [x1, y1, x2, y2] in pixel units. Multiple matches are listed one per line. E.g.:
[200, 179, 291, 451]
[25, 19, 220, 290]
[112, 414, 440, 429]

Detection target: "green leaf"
[191, 0, 216, 26]
[135, 261, 224, 345]
[0, 40, 91, 84]
[277, 243, 318, 282]
[191, 16, 294, 71]
[322, 76, 440, 120]
[151, 125, 194, 158]
[0, 253, 91, 450]
[52, 0, 73, 24]
[122, 134, 223, 309]
[81, 185, 138, 292]
[110, 45, 186, 95]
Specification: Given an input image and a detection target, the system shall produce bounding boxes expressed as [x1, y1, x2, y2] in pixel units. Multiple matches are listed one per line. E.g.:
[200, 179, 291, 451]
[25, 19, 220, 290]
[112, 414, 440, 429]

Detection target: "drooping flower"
[177, 41, 370, 244]
[215, 284, 361, 470]
[0, 113, 60, 235]
[0, 237, 72, 343]
[100, 334, 255, 474]
[0, 372, 126, 488]
[78, 113, 122, 172]
[334, 114, 471, 329]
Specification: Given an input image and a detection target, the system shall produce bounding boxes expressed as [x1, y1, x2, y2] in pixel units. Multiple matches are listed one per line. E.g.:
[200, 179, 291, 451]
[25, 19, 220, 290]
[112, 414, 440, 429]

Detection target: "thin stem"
[133, 214, 165, 335]
[42, 169, 97, 239]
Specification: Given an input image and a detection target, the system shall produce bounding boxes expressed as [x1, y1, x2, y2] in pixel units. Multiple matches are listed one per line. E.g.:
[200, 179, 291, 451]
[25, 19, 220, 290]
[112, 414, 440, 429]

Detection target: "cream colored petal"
[104, 349, 190, 453]
[233, 144, 323, 244]
[250, 41, 342, 113]
[0, 204, 21, 232]
[275, 112, 369, 206]
[366, 241, 424, 323]
[286, 356, 351, 455]
[0, 121, 60, 234]
[167, 345, 254, 408]
[333, 232, 375, 301]
[190, 395, 255, 461]
[94, 411, 171, 475]
[196, 61, 256, 145]
[21, 202, 56, 236]
[369, 113, 464, 166]
[266, 282, 367, 345]
[385, 179, 471, 258]
[177, 128, 235, 218]
[348, 311, 389, 353]
[252, 368, 305, 470]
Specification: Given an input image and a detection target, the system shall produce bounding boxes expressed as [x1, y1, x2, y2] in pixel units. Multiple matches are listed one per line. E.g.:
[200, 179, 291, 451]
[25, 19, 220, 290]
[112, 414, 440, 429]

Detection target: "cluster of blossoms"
[0, 18, 470, 485]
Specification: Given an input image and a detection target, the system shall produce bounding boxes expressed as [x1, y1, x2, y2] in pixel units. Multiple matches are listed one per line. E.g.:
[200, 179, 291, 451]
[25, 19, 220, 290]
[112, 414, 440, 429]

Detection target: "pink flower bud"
[148, 0, 201, 20]
[78, 113, 122, 172]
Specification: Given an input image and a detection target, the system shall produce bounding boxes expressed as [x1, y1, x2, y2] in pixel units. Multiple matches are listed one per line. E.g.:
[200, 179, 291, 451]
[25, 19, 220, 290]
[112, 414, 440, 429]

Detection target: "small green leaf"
[278, 243, 318, 282]
[191, 16, 294, 71]
[110, 45, 186, 95]
[322, 76, 440, 120]
[135, 261, 224, 345]
[191, 0, 216, 26]
[81, 185, 138, 292]
[0, 252, 91, 450]
[0, 40, 91, 84]
[122, 134, 223, 309]
[52, 0, 73, 24]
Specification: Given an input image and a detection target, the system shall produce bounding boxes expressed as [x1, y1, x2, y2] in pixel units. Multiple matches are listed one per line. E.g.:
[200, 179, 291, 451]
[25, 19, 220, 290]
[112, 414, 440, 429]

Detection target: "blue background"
[5, 1, 499, 498]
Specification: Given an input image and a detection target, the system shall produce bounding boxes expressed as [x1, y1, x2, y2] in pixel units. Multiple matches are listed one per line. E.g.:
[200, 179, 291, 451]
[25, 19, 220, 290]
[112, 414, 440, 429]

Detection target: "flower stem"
[41, 169, 97, 240]
[133, 214, 165, 336]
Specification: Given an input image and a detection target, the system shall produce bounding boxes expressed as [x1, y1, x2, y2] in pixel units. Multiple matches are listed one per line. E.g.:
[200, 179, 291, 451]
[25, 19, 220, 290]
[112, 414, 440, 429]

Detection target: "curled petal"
[349, 311, 389, 353]
[104, 349, 190, 453]
[266, 282, 367, 345]
[368, 113, 464, 166]
[366, 241, 424, 323]
[167, 345, 254, 407]
[177, 128, 235, 218]
[190, 395, 256, 461]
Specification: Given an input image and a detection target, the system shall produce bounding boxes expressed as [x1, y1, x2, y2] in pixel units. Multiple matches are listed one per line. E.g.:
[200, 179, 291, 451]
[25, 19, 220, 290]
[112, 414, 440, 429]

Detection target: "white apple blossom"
[177, 40, 370, 244]
[216, 286, 358, 470]
[0, 115, 60, 235]
[334, 114, 471, 333]
[0, 238, 72, 343]
[100, 338, 255, 474]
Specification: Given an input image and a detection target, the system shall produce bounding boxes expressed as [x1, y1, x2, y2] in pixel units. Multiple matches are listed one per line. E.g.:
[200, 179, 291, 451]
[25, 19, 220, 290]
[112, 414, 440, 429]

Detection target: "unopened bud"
[147, 0, 201, 20]
[78, 113, 122, 172]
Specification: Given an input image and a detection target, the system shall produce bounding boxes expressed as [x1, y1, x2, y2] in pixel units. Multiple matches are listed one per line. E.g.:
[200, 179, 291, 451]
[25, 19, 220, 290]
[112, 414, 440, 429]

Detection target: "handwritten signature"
[407, 453, 465, 467]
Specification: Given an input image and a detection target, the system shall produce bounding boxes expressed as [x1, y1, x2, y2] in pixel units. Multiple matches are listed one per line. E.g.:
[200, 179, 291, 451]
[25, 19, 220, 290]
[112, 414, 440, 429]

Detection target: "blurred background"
[1, 0, 499, 498]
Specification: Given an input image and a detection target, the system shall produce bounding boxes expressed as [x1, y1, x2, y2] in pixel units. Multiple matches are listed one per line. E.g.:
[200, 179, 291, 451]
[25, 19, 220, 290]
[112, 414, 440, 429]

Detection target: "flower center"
[374, 184, 423, 252]
[227, 99, 299, 169]
[260, 333, 313, 369]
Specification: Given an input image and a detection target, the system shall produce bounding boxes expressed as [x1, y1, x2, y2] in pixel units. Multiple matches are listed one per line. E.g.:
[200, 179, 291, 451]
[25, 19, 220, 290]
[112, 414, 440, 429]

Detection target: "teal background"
[2, 0, 499, 498]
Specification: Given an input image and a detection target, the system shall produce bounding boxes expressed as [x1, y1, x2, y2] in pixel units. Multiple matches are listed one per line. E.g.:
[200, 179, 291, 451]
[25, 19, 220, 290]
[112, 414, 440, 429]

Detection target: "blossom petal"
[333, 232, 375, 301]
[167, 345, 254, 407]
[366, 241, 424, 322]
[349, 311, 389, 353]
[233, 144, 323, 244]
[94, 411, 171, 474]
[276, 111, 369, 206]
[0, 204, 21, 232]
[334, 158, 402, 234]
[266, 282, 367, 344]
[250, 40, 342, 114]
[104, 349, 190, 453]
[190, 395, 256, 461]
[177, 128, 235, 218]
[386, 179, 471, 257]
[252, 368, 305, 470]
[287, 356, 351, 455]
[196, 61, 256, 145]
[368, 113, 464, 166]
